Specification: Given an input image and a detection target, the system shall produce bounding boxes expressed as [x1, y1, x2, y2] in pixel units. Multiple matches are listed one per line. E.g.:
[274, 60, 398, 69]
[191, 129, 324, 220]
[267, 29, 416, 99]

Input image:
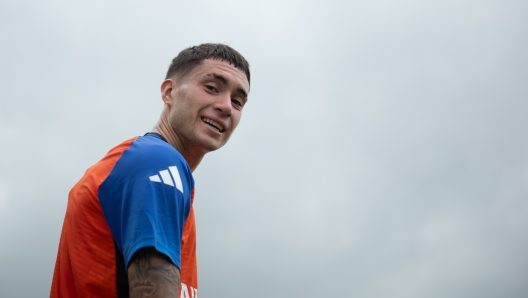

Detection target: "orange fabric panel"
[51, 137, 137, 298]
[180, 189, 198, 289]
[180, 188, 198, 294]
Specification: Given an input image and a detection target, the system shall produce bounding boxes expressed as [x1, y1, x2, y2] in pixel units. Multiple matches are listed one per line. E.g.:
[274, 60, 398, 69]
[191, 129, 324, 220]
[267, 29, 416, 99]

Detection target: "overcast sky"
[1, 0, 528, 297]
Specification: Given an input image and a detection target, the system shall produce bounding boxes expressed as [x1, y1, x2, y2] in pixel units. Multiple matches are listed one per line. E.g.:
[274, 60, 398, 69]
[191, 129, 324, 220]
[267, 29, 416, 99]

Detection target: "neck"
[152, 109, 204, 172]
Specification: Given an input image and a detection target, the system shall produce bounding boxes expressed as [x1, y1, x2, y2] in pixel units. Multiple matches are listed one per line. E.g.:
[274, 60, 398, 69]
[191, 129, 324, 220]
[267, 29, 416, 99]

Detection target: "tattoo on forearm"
[128, 247, 180, 297]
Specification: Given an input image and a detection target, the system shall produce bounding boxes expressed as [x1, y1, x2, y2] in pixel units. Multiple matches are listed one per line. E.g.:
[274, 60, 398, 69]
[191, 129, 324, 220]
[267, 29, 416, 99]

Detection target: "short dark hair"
[166, 43, 250, 85]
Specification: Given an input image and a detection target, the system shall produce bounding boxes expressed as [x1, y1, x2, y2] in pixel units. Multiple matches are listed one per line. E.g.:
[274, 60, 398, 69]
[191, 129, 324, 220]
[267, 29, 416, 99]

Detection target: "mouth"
[201, 117, 225, 132]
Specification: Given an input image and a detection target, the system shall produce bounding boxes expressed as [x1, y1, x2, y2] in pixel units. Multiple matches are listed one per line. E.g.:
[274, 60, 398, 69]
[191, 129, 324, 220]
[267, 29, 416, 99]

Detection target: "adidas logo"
[149, 166, 184, 193]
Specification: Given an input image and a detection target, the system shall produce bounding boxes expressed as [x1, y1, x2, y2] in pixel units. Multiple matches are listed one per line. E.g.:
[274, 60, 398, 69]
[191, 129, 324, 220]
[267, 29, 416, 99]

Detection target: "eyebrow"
[207, 73, 248, 99]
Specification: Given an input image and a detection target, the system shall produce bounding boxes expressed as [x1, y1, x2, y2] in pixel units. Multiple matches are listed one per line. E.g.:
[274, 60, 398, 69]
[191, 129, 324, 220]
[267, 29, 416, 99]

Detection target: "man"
[50, 43, 250, 298]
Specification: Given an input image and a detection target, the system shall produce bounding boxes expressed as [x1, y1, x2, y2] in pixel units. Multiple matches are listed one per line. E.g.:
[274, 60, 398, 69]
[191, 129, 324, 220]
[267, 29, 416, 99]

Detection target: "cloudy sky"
[1, 0, 527, 297]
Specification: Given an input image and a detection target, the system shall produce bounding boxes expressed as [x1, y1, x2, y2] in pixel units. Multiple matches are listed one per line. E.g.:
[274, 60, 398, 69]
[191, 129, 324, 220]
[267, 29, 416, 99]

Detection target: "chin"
[193, 133, 229, 153]
[198, 140, 224, 153]
[206, 142, 225, 152]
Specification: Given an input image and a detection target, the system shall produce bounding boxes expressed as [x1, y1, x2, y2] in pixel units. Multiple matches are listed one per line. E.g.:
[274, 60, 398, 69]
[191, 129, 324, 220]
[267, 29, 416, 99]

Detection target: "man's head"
[165, 43, 250, 86]
[158, 44, 250, 168]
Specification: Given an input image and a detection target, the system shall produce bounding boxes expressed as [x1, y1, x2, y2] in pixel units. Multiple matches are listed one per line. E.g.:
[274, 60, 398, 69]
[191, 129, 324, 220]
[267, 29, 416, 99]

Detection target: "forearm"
[128, 247, 180, 297]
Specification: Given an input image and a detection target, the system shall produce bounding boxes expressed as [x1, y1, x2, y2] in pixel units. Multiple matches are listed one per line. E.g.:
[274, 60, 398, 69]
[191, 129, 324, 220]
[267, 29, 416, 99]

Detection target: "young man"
[50, 43, 250, 298]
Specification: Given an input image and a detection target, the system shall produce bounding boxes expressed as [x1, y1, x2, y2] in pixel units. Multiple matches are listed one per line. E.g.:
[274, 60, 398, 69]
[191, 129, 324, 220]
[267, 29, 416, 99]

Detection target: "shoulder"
[125, 136, 189, 170]
[108, 135, 194, 190]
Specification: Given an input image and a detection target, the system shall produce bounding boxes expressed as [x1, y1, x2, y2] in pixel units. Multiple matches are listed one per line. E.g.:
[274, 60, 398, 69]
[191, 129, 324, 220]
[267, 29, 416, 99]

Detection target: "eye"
[205, 85, 218, 92]
[232, 98, 243, 108]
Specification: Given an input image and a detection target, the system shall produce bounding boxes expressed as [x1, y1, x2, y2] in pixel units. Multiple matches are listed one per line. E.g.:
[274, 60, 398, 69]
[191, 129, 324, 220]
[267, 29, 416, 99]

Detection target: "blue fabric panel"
[98, 135, 194, 269]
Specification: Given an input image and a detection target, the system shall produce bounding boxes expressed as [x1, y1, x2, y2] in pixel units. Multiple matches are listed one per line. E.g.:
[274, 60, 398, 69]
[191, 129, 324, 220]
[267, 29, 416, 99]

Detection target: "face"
[162, 59, 250, 154]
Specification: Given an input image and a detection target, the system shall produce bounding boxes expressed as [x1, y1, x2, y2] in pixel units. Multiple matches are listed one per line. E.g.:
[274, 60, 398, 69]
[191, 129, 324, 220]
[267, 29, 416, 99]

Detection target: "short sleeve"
[98, 136, 194, 269]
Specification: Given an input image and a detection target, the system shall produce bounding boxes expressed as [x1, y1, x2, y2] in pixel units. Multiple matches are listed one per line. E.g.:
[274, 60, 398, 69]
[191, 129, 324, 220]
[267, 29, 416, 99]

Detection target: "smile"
[201, 117, 224, 132]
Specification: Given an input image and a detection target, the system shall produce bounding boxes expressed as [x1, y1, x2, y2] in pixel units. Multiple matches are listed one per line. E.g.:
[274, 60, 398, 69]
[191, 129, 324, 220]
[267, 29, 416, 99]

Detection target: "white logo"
[180, 282, 197, 298]
[149, 166, 183, 193]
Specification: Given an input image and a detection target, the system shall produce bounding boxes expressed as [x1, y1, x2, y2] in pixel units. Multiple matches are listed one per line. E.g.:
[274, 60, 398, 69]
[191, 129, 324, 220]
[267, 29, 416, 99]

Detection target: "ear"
[160, 79, 176, 106]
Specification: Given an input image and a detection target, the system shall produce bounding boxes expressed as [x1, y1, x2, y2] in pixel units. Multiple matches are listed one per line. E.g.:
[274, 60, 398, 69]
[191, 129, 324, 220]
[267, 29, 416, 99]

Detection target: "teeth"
[202, 117, 224, 132]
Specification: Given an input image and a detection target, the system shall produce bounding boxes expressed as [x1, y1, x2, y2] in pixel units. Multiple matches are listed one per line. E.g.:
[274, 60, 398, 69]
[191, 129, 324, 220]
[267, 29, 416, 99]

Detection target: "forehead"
[189, 59, 249, 91]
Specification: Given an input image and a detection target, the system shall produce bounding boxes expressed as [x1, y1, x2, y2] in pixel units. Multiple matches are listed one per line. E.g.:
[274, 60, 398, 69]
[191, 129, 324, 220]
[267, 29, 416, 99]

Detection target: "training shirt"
[51, 133, 198, 298]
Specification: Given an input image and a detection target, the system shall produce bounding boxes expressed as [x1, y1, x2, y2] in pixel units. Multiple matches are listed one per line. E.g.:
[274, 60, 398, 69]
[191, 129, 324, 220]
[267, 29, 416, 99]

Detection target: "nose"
[214, 93, 232, 116]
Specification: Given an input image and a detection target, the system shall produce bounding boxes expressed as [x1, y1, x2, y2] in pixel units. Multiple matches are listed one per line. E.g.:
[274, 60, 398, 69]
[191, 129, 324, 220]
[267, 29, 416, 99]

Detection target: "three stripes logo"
[149, 166, 184, 193]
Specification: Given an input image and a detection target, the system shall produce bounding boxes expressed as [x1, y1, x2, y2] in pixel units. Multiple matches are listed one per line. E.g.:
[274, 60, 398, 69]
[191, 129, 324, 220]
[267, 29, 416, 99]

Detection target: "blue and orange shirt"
[51, 133, 198, 298]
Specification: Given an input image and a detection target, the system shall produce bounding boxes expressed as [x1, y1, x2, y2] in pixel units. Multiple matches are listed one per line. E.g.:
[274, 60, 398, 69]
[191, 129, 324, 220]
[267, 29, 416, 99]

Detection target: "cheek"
[169, 108, 185, 129]
[231, 114, 242, 131]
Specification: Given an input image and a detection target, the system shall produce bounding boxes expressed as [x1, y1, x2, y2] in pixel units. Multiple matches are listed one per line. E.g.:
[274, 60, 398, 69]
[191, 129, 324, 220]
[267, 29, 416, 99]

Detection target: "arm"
[128, 247, 180, 297]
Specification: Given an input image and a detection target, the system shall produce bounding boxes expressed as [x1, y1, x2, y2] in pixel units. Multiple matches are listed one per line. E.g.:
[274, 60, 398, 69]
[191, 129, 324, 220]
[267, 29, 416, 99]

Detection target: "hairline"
[168, 58, 250, 91]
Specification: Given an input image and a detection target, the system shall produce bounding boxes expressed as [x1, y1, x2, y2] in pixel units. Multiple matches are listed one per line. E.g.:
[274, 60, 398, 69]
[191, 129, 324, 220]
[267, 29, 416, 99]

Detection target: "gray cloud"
[1, 0, 527, 297]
